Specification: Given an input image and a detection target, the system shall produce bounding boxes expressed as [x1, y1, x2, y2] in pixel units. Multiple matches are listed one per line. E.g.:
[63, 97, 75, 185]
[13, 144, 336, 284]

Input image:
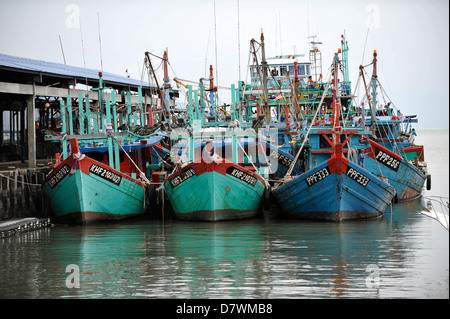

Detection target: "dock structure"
[0, 217, 51, 238]
[0, 160, 51, 221]
[0, 53, 177, 169]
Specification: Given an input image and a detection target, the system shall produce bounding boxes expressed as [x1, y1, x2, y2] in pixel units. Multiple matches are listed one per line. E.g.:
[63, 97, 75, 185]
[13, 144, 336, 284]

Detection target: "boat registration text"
[47, 164, 71, 189]
[169, 168, 196, 188]
[374, 149, 400, 171]
[89, 164, 122, 185]
[226, 167, 257, 186]
[306, 167, 330, 186]
[346, 167, 370, 187]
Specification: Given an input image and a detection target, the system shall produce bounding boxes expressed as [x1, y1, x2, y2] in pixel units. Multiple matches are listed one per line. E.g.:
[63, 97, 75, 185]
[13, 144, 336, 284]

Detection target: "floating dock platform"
[0, 217, 51, 238]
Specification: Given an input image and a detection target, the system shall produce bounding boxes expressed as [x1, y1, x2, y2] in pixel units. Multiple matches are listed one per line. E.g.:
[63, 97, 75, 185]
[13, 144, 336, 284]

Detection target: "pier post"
[194, 90, 199, 121]
[105, 98, 114, 169]
[26, 84, 37, 168]
[85, 94, 91, 134]
[127, 91, 132, 126]
[78, 93, 84, 135]
[67, 94, 73, 135]
[60, 100, 68, 160]
[188, 85, 193, 121]
[231, 84, 236, 122]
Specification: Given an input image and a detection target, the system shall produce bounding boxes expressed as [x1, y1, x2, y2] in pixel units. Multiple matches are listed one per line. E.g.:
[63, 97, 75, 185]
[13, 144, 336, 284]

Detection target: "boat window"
[280, 66, 287, 76]
[298, 65, 306, 76]
[270, 67, 279, 77]
[288, 65, 295, 76]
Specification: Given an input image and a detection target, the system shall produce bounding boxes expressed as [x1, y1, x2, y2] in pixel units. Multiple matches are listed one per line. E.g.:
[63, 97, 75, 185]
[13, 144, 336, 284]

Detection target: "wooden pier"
[0, 160, 51, 221]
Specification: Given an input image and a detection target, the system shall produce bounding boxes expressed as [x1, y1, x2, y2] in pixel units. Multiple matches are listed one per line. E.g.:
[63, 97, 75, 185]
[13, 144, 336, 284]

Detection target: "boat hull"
[364, 140, 427, 201]
[42, 155, 149, 224]
[273, 154, 396, 221]
[164, 160, 266, 221]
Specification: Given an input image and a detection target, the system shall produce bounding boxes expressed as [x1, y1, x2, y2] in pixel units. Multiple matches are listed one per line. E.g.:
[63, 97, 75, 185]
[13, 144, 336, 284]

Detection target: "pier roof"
[0, 53, 152, 91]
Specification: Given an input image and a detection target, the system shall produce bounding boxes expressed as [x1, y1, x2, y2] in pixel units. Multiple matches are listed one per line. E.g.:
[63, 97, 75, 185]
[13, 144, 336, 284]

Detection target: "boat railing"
[421, 196, 449, 231]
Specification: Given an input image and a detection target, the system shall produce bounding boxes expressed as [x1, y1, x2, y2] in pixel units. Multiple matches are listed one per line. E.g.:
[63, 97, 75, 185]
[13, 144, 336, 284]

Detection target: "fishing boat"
[362, 138, 427, 201]
[272, 51, 396, 221]
[42, 138, 154, 224]
[42, 69, 173, 223]
[353, 50, 430, 198]
[163, 80, 268, 221]
[242, 33, 430, 207]
[164, 138, 267, 221]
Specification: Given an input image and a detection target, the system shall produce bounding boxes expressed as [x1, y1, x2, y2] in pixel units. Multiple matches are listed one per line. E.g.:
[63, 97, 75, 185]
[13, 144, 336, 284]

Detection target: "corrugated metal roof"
[0, 53, 152, 88]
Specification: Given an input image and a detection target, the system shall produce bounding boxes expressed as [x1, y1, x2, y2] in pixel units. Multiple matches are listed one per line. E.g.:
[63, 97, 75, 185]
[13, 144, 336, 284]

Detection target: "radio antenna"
[59, 35, 66, 65]
[98, 12, 104, 72]
[79, 17, 88, 86]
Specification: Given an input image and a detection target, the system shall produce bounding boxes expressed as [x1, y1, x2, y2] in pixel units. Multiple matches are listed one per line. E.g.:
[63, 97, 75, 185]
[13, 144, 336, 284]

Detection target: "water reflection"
[1, 195, 447, 299]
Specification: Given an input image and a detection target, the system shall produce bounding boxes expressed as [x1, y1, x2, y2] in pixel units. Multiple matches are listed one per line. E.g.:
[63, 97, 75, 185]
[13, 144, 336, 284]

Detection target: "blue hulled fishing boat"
[272, 51, 396, 221]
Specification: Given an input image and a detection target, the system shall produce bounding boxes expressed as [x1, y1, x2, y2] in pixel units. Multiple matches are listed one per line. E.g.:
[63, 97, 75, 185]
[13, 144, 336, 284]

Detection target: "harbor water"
[0, 129, 448, 299]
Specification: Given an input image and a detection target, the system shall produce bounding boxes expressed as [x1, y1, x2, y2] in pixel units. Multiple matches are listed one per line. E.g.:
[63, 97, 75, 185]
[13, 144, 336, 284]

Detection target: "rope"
[113, 136, 151, 185]
[284, 72, 333, 179]
[0, 172, 42, 187]
[235, 139, 269, 188]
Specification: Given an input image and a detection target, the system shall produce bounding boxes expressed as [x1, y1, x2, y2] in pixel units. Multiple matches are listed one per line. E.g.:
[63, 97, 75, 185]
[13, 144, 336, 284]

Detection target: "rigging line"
[285, 72, 333, 178]
[204, 29, 211, 78]
[242, 45, 253, 100]
[213, 0, 219, 99]
[113, 136, 151, 185]
[167, 61, 179, 80]
[361, 7, 374, 66]
[287, 73, 303, 122]
[139, 60, 145, 87]
[59, 35, 66, 65]
[147, 51, 164, 60]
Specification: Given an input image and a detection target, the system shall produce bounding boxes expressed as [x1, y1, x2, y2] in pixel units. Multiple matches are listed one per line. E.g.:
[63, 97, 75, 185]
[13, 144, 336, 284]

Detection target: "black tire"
[426, 174, 431, 191]
[147, 183, 157, 206]
[263, 187, 271, 210]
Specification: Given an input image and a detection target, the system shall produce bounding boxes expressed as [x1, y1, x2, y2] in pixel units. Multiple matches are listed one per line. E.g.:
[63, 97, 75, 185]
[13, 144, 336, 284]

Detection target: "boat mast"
[341, 34, 350, 85]
[163, 49, 172, 123]
[309, 36, 323, 82]
[371, 50, 378, 115]
[293, 61, 300, 118]
[359, 64, 375, 129]
[331, 51, 341, 148]
[260, 32, 270, 124]
[145, 51, 170, 123]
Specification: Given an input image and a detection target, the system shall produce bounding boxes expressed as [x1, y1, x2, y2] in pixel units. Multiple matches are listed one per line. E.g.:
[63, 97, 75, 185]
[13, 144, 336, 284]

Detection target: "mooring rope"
[0, 172, 42, 187]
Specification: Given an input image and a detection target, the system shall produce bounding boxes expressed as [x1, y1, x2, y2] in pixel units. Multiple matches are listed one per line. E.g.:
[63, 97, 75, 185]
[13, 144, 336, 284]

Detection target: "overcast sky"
[0, 0, 448, 129]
